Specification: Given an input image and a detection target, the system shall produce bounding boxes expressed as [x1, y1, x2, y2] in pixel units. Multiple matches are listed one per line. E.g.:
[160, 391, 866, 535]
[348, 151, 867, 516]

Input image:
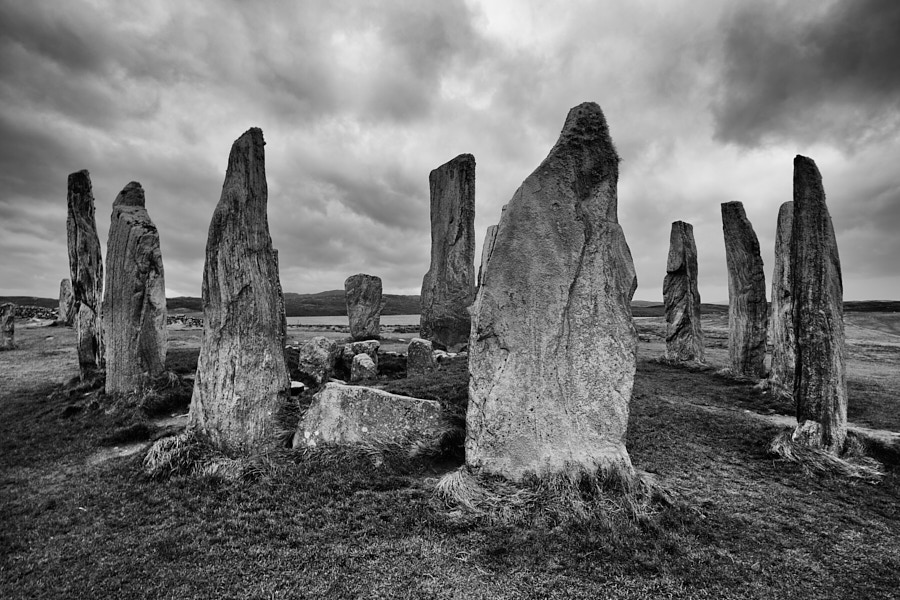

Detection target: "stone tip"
[672, 220, 693, 232]
[793, 154, 822, 182]
[559, 102, 612, 144]
[113, 181, 145, 208]
[67, 169, 92, 186]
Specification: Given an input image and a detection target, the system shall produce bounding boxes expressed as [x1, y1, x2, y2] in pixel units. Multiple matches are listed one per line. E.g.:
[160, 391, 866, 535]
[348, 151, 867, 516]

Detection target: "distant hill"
[0, 296, 58, 309]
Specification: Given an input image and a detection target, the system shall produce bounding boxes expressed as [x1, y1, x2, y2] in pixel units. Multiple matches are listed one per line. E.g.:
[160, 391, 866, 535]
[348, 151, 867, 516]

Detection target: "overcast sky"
[1, 0, 898, 303]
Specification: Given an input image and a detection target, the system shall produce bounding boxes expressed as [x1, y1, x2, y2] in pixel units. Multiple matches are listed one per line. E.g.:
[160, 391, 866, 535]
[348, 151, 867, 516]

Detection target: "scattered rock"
[407, 338, 435, 376]
[769, 201, 795, 397]
[188, 127, 291, 454]
[663, 221, 704, 362]
[721, 201, 768, 378]
[295, 336, 341, 386]
[350, 353, 377, 382]
[344, 274, 384, 341]
[341, 340, 380, 372]
[293, 383, 443, 448]
[467, 102, 638, 481]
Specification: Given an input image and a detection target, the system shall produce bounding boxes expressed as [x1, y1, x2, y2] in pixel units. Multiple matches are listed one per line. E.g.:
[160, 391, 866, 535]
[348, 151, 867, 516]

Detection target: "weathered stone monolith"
[0, 303, 14, 350]
[663, 221, 703, 362]
[407, 338, 435, 376]
[467, 102, 638, 481]
[67, 170, 104, 376]
[345, 274, 383, 340]
[420, 154, 476, 351]
[769, 201, 795, 397]
[188, 128, 290, 454]
[790, 155, 846, 452]
[721, 201, 768, 378]
[476, 224, 499, 290]
[102, 182, 167, 394]
[57, 279, 76, 326]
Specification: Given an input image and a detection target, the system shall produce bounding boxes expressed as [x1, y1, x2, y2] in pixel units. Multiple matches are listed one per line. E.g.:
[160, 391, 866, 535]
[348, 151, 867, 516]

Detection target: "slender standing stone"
[407, 338, 435, 376]
[721, 201, 768, 378]
[420, 154, 476, 351]
[188, 128, 290, 454]
[468, 102, 638, 481]
[102, 182, 167, 394]
[663, 221, 704, 362]
[477, 224, 499, 290]
[769, 201, 795, 397]
[58, 279, 76, 325]
[67, 170, 104, 376]
[0, 303, 14, 350]
[344, 274, 383, 340]
[790, 156, 846, 452]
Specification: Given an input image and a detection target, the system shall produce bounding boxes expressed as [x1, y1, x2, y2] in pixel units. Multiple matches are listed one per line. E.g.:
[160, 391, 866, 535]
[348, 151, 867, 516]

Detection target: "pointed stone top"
[113, 181, 145, 208]
[721, 201, 747, 217]
[794, 155, 825, 203]
[447, 153, 475, 166]
[551, 102, 618, 163]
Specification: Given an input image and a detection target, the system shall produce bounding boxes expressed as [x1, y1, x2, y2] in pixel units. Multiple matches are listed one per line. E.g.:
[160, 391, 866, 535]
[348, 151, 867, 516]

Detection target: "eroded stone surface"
[663, 221, 703, 362]
[58, 279, 75, 326]
[67, 170, 104, 375]
[340, 340, 380, 373]
[345, 274, 384, 340]
[293, 383, 443, 448]
[295, 336, 341, 386]
[721, 201, 768, 378]
[350, 353, 377, 382]
[790, 155, 846, 452]
[769, 201, 795, 397]
[420, 154, 476, 351]
[0, 303, 14, 350]
[102, 182, 167, 394]
[407, 338, 434, 376]
[188, 128, 291, 454]
[467, 102, 638, 481]
[477, 224, 499, 290]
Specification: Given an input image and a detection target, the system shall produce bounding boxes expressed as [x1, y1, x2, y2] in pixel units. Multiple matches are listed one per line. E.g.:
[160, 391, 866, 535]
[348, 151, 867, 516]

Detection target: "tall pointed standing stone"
[344, 274, 383, 340]
[721, 201, 768, 378]
[102, 182, 167, 394]
[57, 279, 75, 325]
[468, 102, 638, 481]
[420, 154, 476, 351]
[67, 170, 104, 376]
[0, 303, 14, 350]
[769, 201, 795, 397]
[188, 128, 290, 454]
[476, 224, 499, 290]
[663, 221, 704, 362]
[790, 156, 846, 453]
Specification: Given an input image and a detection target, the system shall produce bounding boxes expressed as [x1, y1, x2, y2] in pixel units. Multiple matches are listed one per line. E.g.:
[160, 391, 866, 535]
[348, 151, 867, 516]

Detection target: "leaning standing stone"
[102, 182, 168, 394]
[67, 170, 104, 376]
[420, 154, 476, 351]
[721, 201, 768, 378]
[769, 201, 795, 397]
[188, 128, 291, 454]
[663, 221, 703, 362]
[344, 274, 384, 340]
[0, 303, 14, 350]
[57, 279, 76, 326]
[468, 102, 638, 481]
[790, 155, 847, 452]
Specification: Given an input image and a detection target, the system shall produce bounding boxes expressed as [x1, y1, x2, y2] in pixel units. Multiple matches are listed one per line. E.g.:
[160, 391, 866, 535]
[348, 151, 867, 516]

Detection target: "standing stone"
[769, 201, 795, 397]
[721, 201, 768, 378]
[57, 279, 76, 326]
[188, 128, 290, 454]
[67, 170, 104, 376]
[477, 224, 499, 290]
[344, 274, 383, 340]
[468, 102, 638, 481]
[790, 156, 846, 453]
[407, 338, 435, 376]
[0, 303, 14, 350]
[420, 154, 476, 351]
[102, 182, 167, 394]
[662, 221, 704, 362]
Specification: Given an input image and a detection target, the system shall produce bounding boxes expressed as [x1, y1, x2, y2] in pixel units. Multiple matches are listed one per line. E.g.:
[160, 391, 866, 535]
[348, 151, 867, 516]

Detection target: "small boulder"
[293, 383, 443, 448]
[295, 336, 341, 385]
[341, 340, 380, 371]
[350, 353, 378, 382]
[407, 338, 435, 376]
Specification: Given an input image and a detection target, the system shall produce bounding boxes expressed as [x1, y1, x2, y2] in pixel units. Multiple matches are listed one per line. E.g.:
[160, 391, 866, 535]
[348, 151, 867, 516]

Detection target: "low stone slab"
[350, 353, 377, 382]
[293, 383, 443, 448]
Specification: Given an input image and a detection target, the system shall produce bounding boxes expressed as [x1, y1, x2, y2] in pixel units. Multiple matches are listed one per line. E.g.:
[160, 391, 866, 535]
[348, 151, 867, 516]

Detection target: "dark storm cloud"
[714, 0, 900, 147]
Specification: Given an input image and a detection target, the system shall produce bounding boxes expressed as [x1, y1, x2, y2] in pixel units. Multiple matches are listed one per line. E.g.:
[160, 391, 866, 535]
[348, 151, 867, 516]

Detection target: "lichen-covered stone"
[345, 274, 384, 340]
[407, 338, 435, 376]
[293, 383, 443, 448]
[420, 154, 476, 351]
[663, 221, 703, 362]
[67, 170, 104, 375]
[188, 128, 290, 454]
[790, 155, 846, 452]
[0, 303, 14, 350]
[769, 201, 795, 397]
[350, 353, 377, 382]
[340, 340, 380, 373]
[467, 102, 638, 481]
[295, 336, 341, 386]
[721, 201, 768, 378]
[102, 182, 167, 394]
[57, 279, 76, 326]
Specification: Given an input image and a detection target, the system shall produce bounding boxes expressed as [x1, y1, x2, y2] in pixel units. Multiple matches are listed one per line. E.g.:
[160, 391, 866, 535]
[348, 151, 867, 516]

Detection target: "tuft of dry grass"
[767, 428, 885, 482]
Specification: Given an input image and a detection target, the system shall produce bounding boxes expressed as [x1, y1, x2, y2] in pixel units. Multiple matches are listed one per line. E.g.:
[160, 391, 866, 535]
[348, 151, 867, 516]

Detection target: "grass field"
[1, 319, 899, 599]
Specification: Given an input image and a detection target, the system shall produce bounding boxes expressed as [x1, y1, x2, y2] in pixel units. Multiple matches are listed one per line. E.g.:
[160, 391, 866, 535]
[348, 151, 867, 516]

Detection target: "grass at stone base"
[2, 360, 900, 599]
